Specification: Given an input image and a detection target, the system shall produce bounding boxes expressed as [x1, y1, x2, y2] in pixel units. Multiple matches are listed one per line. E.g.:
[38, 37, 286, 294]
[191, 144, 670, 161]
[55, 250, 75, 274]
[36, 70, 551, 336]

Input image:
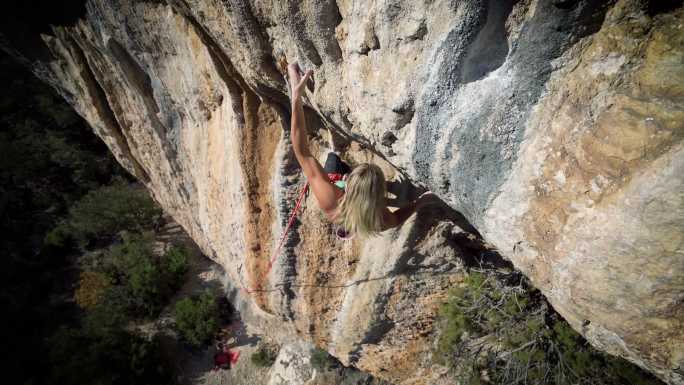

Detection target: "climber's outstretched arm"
[288, 63, 339, 218]
[382, 191, 435, 229]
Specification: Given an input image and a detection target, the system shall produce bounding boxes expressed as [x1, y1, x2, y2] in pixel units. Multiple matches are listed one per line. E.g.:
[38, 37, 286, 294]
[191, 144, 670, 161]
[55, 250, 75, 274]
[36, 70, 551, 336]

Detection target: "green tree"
[250, 344, 278, 367]
[173, 291, 219, 347]
[100, 232, 162, 317]
[92, 233, 190, 318]
[161, 244, 189, 288]
[67, 181, 161, 247]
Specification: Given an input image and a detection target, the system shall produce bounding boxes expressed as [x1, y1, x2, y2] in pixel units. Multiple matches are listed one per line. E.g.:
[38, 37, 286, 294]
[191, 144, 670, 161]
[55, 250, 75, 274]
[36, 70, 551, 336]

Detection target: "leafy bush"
[251, 344, 278, 367]
[87, 233, 188, 318]
[67, 181, 161, 247]
[162, 245, 189, 284]
[310, 347, 336, 371]
[435, 270, 662, 385]
[434, 274, 483, 364]
[104, 232, 166, 317]
[174, 291, 219, 347]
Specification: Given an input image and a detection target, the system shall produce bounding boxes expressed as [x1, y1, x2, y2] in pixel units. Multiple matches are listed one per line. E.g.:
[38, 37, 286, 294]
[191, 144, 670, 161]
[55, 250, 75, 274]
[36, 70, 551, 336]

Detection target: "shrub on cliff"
[174, 290, 219, 347]
[251, 344, 278, 367]
[310, 347, 337, 371]
[435, 270, 662, 385]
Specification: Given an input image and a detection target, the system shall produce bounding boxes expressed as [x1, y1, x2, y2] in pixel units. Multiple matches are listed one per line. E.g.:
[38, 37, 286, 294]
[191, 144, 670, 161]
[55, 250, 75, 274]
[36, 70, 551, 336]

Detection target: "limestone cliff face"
[6, 0, 683, 383]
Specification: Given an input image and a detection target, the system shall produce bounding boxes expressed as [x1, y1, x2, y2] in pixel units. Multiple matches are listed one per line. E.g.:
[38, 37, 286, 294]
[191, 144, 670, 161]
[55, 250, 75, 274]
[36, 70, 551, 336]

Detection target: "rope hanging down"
[239, 182, 309, 294]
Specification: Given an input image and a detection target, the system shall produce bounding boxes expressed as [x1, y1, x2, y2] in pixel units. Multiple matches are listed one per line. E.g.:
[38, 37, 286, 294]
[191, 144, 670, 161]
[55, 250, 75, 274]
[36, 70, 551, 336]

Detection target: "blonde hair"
[336, 163, 387, 237]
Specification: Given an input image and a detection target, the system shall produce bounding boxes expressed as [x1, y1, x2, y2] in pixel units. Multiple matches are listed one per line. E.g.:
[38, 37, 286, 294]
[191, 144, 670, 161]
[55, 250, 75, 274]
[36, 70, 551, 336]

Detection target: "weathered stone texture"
[5, 0, 683, 383]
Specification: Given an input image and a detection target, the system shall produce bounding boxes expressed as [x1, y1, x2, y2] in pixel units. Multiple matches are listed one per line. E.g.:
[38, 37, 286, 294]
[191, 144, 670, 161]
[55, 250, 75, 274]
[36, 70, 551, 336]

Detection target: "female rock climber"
[287, 63, 430, 237]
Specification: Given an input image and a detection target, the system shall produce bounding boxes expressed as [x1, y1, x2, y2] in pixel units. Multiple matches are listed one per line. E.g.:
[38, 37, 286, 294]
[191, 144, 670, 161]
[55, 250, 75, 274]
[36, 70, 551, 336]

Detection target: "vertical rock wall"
[3, 0, 682, 383]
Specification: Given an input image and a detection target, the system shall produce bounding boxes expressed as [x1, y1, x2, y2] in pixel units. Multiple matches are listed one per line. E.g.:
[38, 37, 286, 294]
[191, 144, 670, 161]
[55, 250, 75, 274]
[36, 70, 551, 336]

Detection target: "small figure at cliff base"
[213, 343, 240, 371]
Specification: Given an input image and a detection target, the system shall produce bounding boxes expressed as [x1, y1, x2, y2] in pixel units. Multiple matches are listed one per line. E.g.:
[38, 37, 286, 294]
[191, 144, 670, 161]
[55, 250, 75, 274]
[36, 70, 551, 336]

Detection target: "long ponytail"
[335, 163, 387, 237]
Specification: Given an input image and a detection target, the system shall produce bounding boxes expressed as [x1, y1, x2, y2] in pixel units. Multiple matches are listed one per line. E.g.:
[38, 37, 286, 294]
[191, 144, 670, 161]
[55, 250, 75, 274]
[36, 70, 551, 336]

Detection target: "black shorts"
[323, 152, 351, 175]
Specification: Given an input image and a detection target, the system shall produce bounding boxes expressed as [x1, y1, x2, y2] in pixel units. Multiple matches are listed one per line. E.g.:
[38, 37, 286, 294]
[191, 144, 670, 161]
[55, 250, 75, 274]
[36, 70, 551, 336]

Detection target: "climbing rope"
[239, 182, 309, 294]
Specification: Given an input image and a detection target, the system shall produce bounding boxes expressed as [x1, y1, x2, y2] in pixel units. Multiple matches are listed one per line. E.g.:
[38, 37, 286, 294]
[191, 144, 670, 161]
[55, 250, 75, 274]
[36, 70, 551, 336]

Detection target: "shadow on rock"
[222, 309, 261, 349]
